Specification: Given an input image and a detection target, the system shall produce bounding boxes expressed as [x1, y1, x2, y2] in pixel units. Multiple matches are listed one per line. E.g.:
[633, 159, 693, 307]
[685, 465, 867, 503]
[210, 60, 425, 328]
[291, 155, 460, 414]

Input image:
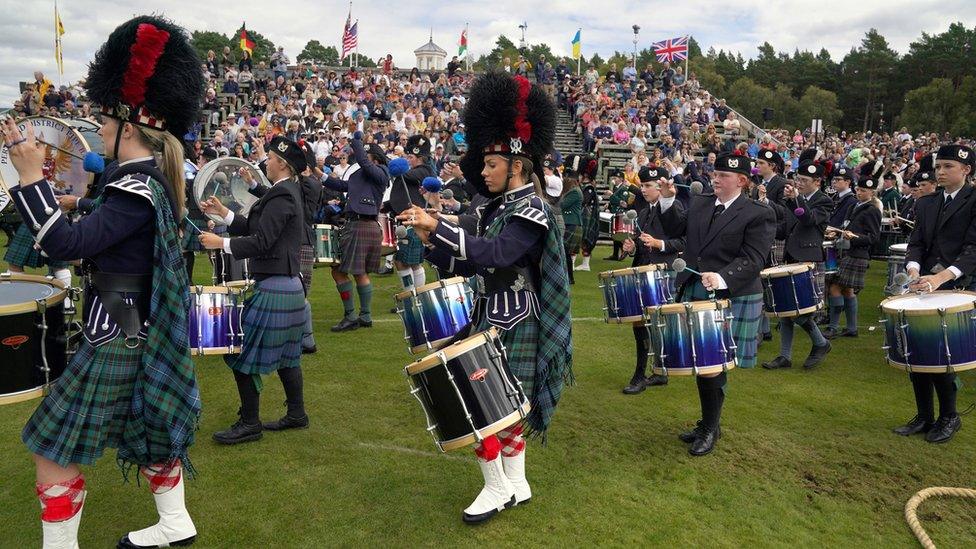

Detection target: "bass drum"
[0, 116, 92, 199]
[65, 117, 104, 156]
[193, 158, 267, 224]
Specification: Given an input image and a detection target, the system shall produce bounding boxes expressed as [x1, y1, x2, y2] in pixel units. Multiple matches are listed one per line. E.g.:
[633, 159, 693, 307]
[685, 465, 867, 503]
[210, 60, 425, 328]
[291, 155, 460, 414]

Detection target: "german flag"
[239, 22, 255, 54]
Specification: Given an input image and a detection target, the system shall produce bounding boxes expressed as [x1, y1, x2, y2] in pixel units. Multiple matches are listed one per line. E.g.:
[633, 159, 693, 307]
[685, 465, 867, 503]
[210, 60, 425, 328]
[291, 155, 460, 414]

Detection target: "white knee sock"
[53, 268, 73, 309]
[397, 269, 415, 291]
[412, 265, 426, 288]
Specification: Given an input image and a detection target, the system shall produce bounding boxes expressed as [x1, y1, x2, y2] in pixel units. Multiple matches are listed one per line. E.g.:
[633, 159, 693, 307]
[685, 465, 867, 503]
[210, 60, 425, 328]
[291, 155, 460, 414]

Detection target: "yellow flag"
[55, 6, 65, 74]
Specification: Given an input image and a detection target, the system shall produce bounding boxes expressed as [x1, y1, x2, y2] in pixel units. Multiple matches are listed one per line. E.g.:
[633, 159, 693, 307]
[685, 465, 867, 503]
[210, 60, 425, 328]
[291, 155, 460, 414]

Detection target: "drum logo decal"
[2, 335, 29, 348]
[469, 368, 489, 382]
[208, 306, 222, 316]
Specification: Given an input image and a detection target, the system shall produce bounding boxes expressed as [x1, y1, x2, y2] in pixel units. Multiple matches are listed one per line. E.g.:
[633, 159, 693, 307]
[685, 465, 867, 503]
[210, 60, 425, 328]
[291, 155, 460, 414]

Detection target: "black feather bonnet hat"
[459, 70, 556, 197]
[85, 15, 204, 139]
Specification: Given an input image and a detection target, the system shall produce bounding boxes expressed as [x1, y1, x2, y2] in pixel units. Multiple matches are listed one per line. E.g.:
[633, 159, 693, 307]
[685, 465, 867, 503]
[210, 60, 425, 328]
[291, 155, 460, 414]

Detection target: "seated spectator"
[613, 122, 631, 145]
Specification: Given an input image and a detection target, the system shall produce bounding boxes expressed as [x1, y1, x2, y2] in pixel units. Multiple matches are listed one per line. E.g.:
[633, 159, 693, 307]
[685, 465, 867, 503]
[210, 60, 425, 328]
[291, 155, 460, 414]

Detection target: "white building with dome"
[414, 34, 447, 71]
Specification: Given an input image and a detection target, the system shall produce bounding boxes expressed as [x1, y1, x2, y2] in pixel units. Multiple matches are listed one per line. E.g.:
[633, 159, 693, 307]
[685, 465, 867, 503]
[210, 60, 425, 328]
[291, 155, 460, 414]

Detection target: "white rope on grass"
[904, 486, 976, 548]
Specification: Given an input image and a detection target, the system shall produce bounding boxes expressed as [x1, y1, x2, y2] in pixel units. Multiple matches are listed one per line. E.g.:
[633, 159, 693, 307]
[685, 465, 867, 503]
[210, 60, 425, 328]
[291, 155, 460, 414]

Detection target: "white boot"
[41, 499, 84, 549]
[501, 451, 532, 505]
[121, 473, 196, 548]
[575, 255, 591, 271]
[462, 457, 516, 524]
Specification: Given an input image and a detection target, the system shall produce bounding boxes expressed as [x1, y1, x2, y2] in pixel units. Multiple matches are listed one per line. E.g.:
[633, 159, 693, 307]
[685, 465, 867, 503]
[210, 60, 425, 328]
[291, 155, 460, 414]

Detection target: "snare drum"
[886, 243, 908, 294]
[188, 285, 245, 355]
[0, 273, 68, 405]
[313, 224, 341, 266]
[379, 214, 398, 256]
[599, 264, 671, 323]
[611, 212, 634, 242]
[823, 241, 839, 275]
[395, 277, 474, 354]
[879, 291, 976, 373]
[404, 328, 531, 452]
[760, 263, 823, 318]
[647, 300, 737, 376]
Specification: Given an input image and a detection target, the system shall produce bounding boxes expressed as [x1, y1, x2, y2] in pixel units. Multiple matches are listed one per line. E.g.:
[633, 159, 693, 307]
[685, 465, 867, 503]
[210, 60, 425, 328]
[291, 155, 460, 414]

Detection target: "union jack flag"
[653, 36, 689, 63]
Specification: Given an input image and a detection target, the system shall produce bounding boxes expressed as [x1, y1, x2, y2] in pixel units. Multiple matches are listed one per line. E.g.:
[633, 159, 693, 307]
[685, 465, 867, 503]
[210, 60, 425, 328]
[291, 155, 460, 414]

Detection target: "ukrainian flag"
[571, 29, 581, 60]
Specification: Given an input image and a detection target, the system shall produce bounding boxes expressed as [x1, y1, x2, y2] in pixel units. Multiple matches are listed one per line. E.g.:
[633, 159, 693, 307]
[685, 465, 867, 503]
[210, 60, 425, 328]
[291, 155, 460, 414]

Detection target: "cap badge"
[727, 158, 739, 168]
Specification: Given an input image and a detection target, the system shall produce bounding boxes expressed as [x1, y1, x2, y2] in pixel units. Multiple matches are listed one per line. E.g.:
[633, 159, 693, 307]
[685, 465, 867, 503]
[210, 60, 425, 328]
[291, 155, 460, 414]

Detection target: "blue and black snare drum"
[647, 299, 737, 377]
[760, 263, 823, 318]
[395, 277, 474, 355]
[823, 240, 839, 275]
[880, 291, 976, 373]
[599, 264, 672, 324]
[188, 285, 245, 355]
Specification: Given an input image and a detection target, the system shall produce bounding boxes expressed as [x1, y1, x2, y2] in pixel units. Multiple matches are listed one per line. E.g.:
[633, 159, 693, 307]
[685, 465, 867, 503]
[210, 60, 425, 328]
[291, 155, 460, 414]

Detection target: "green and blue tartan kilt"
[394, 227, 424, 266]
[299, 244, 314, 296]
[473, 313, 542, 415]
[682, 280, 763, 369]
[835, 255, 870, 291]
[181, 213, 223, 252]
[225, 276, 305, 376]
[4, 224, 68, 269]
[22, 338, 144, 467]
[338, 218, 382, 275]
[563, 224, 583, 255]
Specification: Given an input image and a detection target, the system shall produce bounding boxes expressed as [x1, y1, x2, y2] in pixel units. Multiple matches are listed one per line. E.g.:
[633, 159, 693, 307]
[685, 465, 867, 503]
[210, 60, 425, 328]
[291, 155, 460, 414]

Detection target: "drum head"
[881, 291, 976, 315]
[761, 263, 812, 277]
[65, 118, 104, 156]
[0, 184, 10, 213]
[193, 158, 266, 223]
[889, 243, 908, 253]
[0, 275, 66, 315]
[0, 116, 92, 198]
[405, 328, 498, 375]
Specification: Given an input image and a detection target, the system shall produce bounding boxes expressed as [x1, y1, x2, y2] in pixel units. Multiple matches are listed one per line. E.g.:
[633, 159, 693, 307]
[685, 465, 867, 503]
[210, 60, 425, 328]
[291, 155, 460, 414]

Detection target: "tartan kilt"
[394, 227, 424, 266]
[299, 244, 315, 295]
[338, 218, 382, 275]
[22, 338, 143, 467]
[563, 224, 582, 255]
[181, 217, 224, 252]
[835, 255, 870, 291]
[4, 224, 68, 269]
[731, 293, 763, 368]
[225, 276, 305, 376]
[771, 239, 785, 265]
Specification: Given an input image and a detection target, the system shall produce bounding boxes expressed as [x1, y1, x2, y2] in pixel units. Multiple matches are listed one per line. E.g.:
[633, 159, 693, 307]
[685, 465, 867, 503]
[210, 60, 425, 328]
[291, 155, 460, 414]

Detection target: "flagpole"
[576, 28, 581, 77]
[54, 0, 61, 86]
[464, 23, 470, 72]
[684, 34, 689, 83]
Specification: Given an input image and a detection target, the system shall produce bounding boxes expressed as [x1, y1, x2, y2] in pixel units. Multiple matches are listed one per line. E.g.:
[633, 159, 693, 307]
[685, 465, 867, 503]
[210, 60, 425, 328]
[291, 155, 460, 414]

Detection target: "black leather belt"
[89, 272, 152, 340]
[351, 213, 377, 220]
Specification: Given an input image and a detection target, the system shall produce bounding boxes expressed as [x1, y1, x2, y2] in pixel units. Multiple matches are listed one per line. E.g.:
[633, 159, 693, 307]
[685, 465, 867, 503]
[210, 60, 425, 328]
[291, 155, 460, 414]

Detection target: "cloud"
[0, 0, 973, 105]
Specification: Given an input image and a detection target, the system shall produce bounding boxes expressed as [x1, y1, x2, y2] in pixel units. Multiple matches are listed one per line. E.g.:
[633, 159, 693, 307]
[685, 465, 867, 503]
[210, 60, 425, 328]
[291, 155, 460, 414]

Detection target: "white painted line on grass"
[367, 316, 606, 324]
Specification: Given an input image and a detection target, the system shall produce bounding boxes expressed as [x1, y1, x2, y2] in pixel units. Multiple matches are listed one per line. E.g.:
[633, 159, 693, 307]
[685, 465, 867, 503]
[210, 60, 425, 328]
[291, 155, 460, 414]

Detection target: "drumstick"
[34, 138, 85, 161]
[184, 216, 205, 234]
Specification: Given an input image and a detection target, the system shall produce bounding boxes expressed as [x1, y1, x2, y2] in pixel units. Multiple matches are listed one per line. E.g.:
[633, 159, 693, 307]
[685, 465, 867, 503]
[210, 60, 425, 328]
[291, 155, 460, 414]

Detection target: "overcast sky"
[1, 0, 974, 105]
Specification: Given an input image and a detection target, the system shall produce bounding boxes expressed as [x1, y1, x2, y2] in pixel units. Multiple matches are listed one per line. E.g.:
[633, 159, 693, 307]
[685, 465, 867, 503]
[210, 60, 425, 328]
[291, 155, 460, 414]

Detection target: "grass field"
[2, 246, 976, 548]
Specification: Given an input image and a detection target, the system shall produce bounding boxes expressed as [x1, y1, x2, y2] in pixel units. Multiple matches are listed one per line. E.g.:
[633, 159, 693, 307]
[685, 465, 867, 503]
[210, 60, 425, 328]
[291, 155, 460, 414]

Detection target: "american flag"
[341, 13, 358, 60]
[652, 36, 689, 63]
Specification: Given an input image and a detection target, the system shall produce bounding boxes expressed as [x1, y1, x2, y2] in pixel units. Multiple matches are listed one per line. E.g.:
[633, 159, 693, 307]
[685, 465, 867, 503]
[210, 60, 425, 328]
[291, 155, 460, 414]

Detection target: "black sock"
[277, 366, 306, 418]
[631, 326, 649, 384]
[933, 373, 958, 418]
[183, 251, 195, 282]
[909, 373, 935, 422]
[233, 370, 260, 425]
[566, 251, 575, 284]
[697, 371, 727, 431]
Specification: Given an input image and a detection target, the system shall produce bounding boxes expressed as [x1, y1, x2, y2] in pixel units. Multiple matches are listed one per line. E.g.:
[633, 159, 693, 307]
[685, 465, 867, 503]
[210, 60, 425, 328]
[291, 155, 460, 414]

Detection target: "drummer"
[898, 144, 976, 443]
[398, 71, 573, 524]
[1, 16, 202, 548]
[761, 160, 833, 371]
[620, 166, 685, 394]
[322, 132, 388, 332]
[894, 154, 935, 235]
[199, 136, 310, 442]
[389, 135, 434, 299]
[658, 152, 775, 455]
[827, 166, 857, 230]
[822, 166, 881, 339]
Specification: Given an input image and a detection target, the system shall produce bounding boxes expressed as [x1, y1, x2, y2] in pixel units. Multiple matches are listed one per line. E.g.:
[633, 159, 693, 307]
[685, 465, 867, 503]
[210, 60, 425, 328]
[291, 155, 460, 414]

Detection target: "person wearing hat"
[827, 166, 857, 230]
[389, 134, 434, 299]
[620, 165, 686, 394]
[541, 158, 565, 248]
[1, 15, 202, 548]
[896, 144, 976, 443]
[560, 161, 583, 284]
[199, 135, 310, 444]
[822, 166, 881, 339]
[398, 71, 573, 524]
[323, 132, 389, 332]
[657, 152, 775, 455]
[894, 154, 935, 235]
[762, 160, 834, 371]
[879, 171, 901, 214]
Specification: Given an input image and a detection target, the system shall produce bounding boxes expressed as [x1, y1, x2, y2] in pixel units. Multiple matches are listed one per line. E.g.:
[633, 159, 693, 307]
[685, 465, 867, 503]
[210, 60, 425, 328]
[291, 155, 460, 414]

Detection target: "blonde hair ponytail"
[136, 126, 187, 219]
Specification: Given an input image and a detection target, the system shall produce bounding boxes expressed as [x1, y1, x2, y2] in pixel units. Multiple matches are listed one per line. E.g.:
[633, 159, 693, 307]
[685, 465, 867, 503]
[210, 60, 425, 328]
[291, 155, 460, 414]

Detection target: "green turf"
[2, 248, 975, 547]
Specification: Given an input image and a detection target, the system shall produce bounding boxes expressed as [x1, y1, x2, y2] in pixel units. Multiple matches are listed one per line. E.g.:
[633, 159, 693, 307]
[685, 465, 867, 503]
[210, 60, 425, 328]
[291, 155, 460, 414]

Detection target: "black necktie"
[709, 204, 725, 230]
[944, 195, 953, 210]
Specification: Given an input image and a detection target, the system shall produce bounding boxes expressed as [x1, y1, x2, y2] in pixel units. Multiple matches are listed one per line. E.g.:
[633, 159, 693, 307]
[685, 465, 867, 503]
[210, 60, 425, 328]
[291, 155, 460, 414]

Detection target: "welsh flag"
[239, 22, 255, 54]
[458, 29, 468, 57]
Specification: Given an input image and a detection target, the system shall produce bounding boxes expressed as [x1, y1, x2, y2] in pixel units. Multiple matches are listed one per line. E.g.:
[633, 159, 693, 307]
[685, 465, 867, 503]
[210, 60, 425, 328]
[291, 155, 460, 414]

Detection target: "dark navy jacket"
[322, 138, 387, 217]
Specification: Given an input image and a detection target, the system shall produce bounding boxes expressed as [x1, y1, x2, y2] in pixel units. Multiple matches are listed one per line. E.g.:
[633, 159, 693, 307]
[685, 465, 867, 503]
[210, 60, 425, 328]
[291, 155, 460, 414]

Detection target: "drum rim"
[404, 327, 498, 376]
[313, 224, 338, 229]
[822, 240, 836, 248]
[884, 361, 976, 373]
[0, 385, 48, 406]
[0, 273, 67, 315]
[605, 314, 647, 324]
[438, 401, 532, 452]
[0, 115, 93, 193]
[191, 346, 243, 356]
[888, 243, 909, 252]
[648, 299, 731, 315]
[395, 276, 469, 301]
[189, 284, 243, 295]
[599, 264, 668, 279]
[764, 302, 823, 318]
[652, 361, 736, 376]
[760, 262, 815, 277]
[879, 290, 976, 316]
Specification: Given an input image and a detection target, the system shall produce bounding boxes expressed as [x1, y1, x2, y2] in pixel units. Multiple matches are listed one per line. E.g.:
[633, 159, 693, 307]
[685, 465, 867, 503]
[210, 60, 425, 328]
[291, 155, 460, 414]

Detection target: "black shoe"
[390, 306, 399, 314]
[117, 534, 196, 548]
[689, 428, 719, 456]
[925, 414, 961, 443]
[762, 332, 773, 341]
[803, 341, 831, 369]
[622, 378, 646, 395]
[892, 415, 934, 436]
[644, 374, 668, 387]
[358, 317, 373, 328]
[462, 496, 516, 525]
[330, 317, 360, 332]
[678, 421, 722, 443]
[263, 414, 310, 431]
[301, 345, 317, 354]
[822, 327, 842, 340]
[212, 420, 263, 445]
[840, 330, 859, 338]
[762, 356, 792, 369]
